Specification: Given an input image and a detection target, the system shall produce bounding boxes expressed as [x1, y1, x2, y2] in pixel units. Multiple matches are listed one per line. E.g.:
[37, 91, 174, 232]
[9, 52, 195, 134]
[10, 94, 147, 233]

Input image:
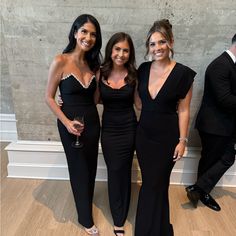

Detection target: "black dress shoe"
[200, 193, 221, 211]
[185, 185, 200, 208]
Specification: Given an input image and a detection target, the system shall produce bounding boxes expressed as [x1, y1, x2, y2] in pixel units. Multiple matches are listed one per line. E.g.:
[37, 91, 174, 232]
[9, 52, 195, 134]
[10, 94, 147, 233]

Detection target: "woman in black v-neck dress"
[45, 15, 102, 235]
[135, 20, 196, 236]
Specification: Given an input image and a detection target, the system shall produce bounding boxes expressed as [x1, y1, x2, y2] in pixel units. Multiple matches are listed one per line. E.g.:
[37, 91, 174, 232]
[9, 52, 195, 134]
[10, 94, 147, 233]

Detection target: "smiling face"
[74, 22, 97, 51]
[111, 40, 130, 67]
[148, 31, 173, 61]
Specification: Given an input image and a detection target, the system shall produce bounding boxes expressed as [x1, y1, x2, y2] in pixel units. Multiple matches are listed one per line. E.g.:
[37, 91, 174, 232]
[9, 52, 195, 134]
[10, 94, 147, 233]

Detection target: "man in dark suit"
[186, 34, 236, 211]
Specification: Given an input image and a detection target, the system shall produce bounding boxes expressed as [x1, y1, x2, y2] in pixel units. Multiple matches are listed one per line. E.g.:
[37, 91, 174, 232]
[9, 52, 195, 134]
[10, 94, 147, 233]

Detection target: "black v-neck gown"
[135, 62, 196, 236]
[99, 80, 137, 227]
[57, 74, 100, 228]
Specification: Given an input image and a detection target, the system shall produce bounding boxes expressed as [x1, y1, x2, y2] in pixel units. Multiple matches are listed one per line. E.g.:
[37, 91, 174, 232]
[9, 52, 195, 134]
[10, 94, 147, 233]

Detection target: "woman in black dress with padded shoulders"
[135, 19, 196, 236]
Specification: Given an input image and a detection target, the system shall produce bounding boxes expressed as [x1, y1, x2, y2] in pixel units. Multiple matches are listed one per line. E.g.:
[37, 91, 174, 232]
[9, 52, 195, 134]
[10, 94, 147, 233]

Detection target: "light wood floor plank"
[1, 142, 236, 236]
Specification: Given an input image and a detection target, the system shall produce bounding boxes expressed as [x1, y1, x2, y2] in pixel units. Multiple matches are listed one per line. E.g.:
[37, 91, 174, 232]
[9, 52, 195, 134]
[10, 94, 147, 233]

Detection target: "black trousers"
[58, 119, 100, 228]
[196, 131, 236, 193]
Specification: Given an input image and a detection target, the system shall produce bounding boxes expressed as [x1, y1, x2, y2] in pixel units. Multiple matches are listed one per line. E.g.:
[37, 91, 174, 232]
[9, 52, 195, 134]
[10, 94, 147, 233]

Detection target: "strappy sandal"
[84, 226, 99, 235]
[113, 229, 125, 236]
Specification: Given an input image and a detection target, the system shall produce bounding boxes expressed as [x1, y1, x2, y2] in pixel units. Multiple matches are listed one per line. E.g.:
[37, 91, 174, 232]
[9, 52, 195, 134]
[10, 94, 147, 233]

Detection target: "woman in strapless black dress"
[45, 14, 102, 235]
[135, 20, 196, 236]
[99, 32, 141, 236]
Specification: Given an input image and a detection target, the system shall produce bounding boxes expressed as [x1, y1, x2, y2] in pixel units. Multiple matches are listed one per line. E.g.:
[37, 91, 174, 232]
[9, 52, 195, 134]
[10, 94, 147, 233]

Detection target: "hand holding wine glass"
[71, 116, 84, 148]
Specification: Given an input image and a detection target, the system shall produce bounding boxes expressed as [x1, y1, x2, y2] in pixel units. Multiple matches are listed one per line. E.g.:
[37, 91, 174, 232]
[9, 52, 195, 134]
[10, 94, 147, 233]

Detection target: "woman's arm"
[134, 81, 142, 110]
[173, 85, 193, 161]
[94, 69, 102, 104]
[45, 55, 82, 136]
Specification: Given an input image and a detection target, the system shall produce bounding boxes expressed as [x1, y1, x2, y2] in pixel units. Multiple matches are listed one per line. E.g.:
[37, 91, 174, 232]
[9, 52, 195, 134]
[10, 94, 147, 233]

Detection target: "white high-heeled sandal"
[84, 226, 99, 235]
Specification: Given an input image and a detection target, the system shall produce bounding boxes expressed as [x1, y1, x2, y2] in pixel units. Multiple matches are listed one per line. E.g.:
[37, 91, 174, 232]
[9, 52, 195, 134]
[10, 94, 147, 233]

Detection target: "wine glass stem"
[75, 136, 80, 145]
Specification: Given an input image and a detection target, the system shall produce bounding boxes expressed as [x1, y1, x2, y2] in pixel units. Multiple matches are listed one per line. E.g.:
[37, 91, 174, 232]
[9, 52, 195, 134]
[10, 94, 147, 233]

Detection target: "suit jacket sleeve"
[207, 60, 236, 112]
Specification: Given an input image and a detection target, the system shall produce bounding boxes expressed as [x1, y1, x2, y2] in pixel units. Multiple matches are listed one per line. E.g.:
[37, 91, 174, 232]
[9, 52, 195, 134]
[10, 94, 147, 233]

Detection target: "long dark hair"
[145, 19, 174, 59]
[63, 14, 102, 72]
[232, 34, 236, 44]
[101, 32, 137, 85]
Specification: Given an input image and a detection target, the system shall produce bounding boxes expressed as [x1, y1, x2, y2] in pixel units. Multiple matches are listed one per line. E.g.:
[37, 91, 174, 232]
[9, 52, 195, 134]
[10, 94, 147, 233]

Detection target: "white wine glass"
[71, 116, 84, 148]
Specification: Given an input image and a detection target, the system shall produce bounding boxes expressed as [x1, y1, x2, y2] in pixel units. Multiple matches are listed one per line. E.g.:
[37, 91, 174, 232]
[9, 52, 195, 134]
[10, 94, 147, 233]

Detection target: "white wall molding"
[5, 140, 236, 187]
[0, 113, 18, 142]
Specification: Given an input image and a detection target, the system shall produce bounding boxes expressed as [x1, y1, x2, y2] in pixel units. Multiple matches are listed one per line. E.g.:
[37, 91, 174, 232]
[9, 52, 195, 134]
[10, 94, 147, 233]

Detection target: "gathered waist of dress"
[140, 110, 178, 123]
[141, 108, 177, 115]
[62, 102, 95, 107]
[60, 95, 95, 106]
[103, 106, 135, 113]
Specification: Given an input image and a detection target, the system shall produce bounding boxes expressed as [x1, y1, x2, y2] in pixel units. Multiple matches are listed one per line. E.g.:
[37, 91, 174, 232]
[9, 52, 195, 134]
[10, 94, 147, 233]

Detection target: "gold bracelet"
[179, 137, 188, 143]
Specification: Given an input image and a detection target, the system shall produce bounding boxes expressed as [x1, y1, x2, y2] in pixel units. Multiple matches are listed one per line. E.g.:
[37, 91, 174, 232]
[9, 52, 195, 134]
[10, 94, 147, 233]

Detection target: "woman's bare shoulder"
[53, 54, 68, 67]
[48, 54, 69, 79]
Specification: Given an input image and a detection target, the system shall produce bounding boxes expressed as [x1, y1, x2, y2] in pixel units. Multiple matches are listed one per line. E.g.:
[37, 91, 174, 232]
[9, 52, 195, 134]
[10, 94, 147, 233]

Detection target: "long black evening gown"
[99, 80, 137, 227]
[135, 62, 196, 236]
[57, 74, 100, 228]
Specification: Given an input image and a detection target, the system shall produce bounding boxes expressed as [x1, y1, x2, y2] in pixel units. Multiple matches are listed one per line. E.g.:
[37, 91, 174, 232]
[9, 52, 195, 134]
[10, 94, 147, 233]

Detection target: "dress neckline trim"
[61, 73, 95, 89]
[101, 80, 129, 90]
[100, 72, 128, 90]
[147, 62, 177, 100]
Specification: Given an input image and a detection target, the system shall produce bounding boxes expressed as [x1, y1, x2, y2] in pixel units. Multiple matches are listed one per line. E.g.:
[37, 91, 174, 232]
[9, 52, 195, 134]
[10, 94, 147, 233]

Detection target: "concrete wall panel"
[1, 0, 236, 146]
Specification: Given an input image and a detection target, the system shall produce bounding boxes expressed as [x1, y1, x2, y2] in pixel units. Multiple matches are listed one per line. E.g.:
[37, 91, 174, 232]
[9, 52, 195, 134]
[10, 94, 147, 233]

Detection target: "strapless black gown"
[99, 80, 137, 227]
[57, 74, 100, 228]
[135, 62, 196, 236]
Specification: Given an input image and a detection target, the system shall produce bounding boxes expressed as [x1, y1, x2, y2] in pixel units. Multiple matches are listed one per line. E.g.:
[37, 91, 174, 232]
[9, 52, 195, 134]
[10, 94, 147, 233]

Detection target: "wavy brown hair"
[101, 32, 137, 85]
[145, 19, 174, 59]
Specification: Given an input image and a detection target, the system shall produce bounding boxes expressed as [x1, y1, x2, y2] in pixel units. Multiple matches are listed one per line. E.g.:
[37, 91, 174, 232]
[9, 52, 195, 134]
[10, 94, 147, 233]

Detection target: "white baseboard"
[5, 140, 236, 187]
[0, 114, 18, 142]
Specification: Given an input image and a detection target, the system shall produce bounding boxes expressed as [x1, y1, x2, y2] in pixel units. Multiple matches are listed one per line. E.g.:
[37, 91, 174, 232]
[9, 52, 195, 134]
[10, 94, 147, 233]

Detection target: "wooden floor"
[1, 142, 236, 236]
